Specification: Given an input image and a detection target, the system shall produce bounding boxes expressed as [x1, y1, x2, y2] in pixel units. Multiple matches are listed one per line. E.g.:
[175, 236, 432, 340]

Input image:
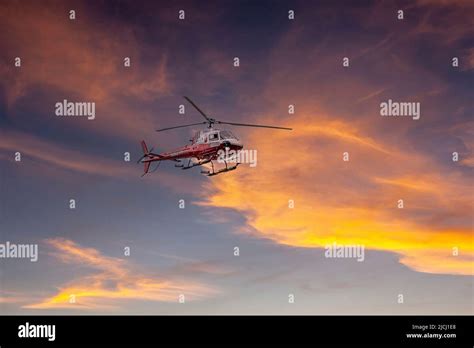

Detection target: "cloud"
[0, 292, 33, 304]
[1, 130, 135, 178]
[356, 88, 388, 104]
[192, 0, 473, 276]
[24, 238, 218, 310]
[198, 113, 473, 275]
[408, 0, 474, 44]
[448, 121, 474, 168]
[0, 129, 202, 194]
[0, 1, 172, 141]
[0, 1, 172, 103]
[1, 0, 472, 311]
[461, 47, 474, 71]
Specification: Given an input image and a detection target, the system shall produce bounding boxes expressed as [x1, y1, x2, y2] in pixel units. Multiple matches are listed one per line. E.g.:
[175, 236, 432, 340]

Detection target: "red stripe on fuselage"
[146, 143, 243, 162]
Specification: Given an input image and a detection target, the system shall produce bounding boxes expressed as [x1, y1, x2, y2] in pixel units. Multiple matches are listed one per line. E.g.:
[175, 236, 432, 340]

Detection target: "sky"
[0, 0, 473, 314]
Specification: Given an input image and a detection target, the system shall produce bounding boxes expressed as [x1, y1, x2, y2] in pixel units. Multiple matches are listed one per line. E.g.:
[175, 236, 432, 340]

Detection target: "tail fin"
[140, 140, 151, 176]
[141, 140, 149, 155]
[142, 161, 151, 176]
[139, 140, 163, 176]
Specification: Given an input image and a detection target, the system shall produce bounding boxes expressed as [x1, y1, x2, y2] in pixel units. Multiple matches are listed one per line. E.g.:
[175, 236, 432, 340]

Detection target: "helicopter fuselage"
[143, 128, 243, 163]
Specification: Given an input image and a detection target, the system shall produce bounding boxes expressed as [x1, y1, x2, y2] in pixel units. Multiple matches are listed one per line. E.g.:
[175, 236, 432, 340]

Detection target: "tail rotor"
[138, 140, 155, 176]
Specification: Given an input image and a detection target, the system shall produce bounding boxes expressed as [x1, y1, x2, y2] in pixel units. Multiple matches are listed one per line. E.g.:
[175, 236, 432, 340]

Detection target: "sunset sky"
[0, 0, 473, 314]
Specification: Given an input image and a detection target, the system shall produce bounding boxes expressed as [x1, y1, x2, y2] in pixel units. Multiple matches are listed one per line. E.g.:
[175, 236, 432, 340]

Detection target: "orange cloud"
[0, 2, 172, 103]
[24, 239, 218, 310]
[194, 3, 473, 277]
[198, 112, 473, 276]
[0, 1, 171, 141]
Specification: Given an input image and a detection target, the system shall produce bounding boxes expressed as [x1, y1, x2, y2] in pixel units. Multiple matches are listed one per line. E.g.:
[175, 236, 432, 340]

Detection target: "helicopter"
[138, 96, 292, 177]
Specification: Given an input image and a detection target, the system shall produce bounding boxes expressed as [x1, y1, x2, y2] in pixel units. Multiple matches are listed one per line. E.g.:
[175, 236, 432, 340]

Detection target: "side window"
[209, 133, 219, 141]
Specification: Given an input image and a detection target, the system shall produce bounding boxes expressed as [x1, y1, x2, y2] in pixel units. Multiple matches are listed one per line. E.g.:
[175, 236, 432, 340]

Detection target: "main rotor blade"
[183, 96, 212, 122]
[156, 122, 207, 132]
[217, 121, 292, 130]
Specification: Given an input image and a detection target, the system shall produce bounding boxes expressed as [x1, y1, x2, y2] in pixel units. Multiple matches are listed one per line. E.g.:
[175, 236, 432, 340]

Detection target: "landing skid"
[201, 161, 240, 177]
[175, 158, 211, 170]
